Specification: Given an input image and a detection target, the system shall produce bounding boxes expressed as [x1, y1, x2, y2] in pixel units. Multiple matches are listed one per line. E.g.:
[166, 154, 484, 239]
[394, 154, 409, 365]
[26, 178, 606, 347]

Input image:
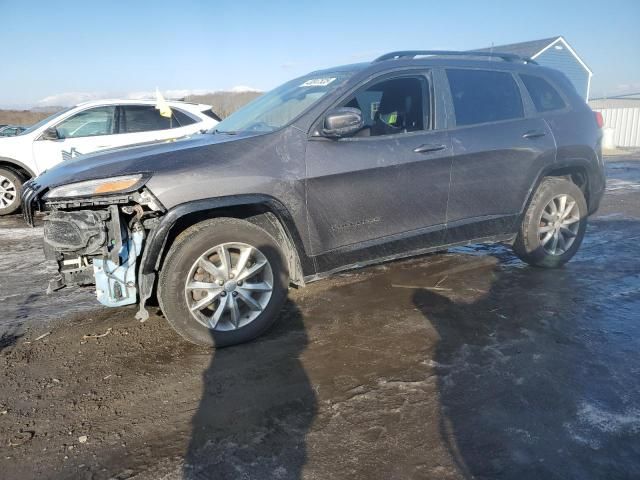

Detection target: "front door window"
[54, 106, 116, 139]
[342, 76, 428, 136]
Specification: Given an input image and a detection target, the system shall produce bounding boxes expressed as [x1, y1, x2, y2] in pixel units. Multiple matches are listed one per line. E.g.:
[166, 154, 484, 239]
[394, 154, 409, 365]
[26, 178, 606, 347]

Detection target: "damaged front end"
[23, 181, 164, 311]
[44, 205, 145, 307]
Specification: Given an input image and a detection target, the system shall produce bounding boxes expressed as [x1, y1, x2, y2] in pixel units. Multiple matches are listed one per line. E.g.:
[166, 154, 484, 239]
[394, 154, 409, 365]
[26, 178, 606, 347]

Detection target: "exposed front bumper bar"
[93, 226, 144, 307]
[21, 180, 40, 226]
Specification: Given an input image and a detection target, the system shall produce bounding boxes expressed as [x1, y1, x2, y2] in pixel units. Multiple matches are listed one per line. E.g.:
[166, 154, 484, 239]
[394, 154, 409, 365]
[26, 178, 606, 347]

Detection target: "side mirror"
[40, 127, 60, 141]
[322, 107, 363, 138]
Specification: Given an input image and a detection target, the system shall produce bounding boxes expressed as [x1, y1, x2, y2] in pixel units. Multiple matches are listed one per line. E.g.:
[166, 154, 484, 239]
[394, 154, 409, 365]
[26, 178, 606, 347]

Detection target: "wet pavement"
[0, 155, 639, 479]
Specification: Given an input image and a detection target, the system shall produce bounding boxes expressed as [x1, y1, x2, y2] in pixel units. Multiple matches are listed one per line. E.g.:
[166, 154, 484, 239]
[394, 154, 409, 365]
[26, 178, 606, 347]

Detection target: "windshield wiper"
[214, 129, 239, 135]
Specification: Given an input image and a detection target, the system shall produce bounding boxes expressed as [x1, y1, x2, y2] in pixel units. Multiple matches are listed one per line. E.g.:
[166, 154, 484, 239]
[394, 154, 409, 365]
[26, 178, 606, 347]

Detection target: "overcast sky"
[1, 0, 638, 108]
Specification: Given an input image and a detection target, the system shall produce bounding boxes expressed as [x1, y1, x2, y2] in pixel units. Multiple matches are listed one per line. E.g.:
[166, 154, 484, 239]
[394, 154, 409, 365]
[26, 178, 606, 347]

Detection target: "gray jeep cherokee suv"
[23, 50, 605, 347]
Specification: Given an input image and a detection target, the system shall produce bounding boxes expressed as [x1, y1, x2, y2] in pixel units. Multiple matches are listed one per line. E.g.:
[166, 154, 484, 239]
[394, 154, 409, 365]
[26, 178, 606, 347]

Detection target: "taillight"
[594, 111, 604, 129]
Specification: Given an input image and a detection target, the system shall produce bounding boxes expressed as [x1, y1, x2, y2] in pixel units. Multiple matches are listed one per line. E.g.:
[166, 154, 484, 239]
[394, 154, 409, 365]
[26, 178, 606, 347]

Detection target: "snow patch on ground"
[577, 402, 640, 434]
[0, 227, 43, 238]
[606, 179, 640, 193]
[565, 401, 640, 450]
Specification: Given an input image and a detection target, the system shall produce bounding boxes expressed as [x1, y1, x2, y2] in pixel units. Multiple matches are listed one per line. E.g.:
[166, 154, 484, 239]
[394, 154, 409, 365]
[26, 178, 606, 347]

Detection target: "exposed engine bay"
[40, 190, 164, 308]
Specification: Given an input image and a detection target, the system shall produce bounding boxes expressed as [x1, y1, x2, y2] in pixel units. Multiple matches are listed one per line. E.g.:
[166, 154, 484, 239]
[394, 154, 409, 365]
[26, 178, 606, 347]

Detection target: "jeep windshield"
[214, 71, 356, 134]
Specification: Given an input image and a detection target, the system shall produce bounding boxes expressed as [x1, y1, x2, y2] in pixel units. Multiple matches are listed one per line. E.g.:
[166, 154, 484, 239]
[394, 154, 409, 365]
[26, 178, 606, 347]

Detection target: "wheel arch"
[0, 157, 35, 180]
[140, 195, 312, 287]
[521, 158, 594, 217]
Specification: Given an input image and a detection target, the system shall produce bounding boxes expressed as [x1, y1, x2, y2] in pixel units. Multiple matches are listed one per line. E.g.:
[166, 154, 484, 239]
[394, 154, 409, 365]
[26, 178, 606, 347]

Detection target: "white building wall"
[592, 107, 640, 147]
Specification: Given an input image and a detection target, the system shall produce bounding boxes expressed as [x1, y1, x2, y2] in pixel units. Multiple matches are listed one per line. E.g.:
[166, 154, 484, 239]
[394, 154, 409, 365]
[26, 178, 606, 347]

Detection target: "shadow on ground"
[0, 328, 22, 354]
[183, 301, 316, 479]
[414, 219, 640, 479]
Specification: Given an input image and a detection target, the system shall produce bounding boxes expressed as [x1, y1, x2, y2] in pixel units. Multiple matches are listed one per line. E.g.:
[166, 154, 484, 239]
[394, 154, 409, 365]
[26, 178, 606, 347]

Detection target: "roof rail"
[373, 50, 538, 65]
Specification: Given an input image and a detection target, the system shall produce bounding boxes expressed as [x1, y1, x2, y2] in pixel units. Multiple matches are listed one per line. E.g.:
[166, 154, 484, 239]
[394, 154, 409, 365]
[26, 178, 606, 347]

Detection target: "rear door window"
[446, 69, 524, 126]
[120, 105, 177, 133]
[520, 74, 567, 112]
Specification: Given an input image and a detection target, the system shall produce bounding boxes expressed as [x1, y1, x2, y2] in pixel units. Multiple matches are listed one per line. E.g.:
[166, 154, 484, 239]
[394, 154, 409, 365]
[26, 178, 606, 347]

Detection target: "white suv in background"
[0, 99, 219, 215]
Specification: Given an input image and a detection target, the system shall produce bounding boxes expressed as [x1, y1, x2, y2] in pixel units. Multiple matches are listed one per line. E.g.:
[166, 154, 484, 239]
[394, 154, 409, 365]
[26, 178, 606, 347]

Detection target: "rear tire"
[158, 218, 289, 347]
[513, 177, 588, 268]
[0, 167, 24, 216]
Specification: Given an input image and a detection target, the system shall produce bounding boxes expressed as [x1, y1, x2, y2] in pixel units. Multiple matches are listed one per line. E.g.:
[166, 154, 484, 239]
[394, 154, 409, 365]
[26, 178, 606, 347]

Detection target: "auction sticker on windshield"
[300, 78, 336, 87]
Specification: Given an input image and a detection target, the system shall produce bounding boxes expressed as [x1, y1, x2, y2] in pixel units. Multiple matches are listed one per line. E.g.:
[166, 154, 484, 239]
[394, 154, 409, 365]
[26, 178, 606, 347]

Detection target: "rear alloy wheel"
[159, 218, 289, 347]
[0, 167, 23, 216]
[513, 177, 588, 268]
[537, 194, 580, 255]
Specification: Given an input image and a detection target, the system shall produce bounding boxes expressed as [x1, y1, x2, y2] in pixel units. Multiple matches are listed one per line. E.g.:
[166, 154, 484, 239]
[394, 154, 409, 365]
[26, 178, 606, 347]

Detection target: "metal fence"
[591, 107, 640, 148]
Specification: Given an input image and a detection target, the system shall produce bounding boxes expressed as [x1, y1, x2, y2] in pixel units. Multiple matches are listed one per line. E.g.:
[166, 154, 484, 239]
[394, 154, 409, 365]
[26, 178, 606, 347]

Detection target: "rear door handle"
[414, 143, 446, 153]
[522, 130, 547, 139]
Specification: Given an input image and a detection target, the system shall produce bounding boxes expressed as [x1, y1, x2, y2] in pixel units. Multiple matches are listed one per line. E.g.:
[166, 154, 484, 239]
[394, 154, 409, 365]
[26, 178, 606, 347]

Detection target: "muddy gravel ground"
[1, 156, 640, 480]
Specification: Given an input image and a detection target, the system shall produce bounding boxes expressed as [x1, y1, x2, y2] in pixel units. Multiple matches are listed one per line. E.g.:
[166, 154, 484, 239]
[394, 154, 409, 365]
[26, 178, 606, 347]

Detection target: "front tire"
[513, 177, 588, 268]
[0, 167, 24, 216]
[158, 218, 289, 347]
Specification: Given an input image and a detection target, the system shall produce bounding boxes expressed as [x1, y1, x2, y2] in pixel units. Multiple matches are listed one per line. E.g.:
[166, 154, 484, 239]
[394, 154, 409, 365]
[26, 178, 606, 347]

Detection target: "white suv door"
[31, 106, 119, 173]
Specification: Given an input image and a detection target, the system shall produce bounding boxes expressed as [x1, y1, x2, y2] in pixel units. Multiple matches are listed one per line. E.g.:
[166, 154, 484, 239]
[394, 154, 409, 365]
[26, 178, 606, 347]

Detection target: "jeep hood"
[34, 131, 268, 190]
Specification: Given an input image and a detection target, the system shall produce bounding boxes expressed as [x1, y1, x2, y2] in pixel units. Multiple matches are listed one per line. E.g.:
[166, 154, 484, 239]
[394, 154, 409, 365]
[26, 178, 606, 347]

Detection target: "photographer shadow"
[411, 230, 640, 480]
[183, 300, 315, 480]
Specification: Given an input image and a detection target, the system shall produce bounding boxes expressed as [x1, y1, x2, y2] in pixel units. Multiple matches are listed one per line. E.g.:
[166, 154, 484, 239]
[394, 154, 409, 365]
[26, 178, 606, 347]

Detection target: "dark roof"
[477, 36, 561, 58]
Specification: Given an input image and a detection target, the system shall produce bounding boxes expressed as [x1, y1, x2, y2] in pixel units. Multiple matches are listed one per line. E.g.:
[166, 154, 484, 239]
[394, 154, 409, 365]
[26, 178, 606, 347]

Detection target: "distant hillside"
[185, 91, 262, 118]
[0, 109, 59, 127]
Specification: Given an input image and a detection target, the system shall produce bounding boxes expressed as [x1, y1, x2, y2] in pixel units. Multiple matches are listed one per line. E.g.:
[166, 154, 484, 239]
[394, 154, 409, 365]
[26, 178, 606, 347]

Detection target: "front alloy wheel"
[159, 218, 289, 347]
[185, 242, 274, 331]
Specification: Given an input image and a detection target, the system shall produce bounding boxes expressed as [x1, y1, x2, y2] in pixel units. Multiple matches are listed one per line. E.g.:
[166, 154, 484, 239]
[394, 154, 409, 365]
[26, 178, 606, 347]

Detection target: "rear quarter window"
[202, 109, 222, 122]
[520, 74, 567, 112]
[172, 109, 197, 127]
[446, 69, 524, 126]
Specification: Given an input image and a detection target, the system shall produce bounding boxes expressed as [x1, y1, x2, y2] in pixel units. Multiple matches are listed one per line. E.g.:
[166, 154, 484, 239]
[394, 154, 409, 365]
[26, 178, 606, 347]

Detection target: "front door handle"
[414, 143, 446, 154]
[522, 130, 547, 139]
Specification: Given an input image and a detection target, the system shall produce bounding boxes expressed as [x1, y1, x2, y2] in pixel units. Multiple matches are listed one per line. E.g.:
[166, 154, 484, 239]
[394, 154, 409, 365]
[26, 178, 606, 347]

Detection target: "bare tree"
[0, 109, 59, 126]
